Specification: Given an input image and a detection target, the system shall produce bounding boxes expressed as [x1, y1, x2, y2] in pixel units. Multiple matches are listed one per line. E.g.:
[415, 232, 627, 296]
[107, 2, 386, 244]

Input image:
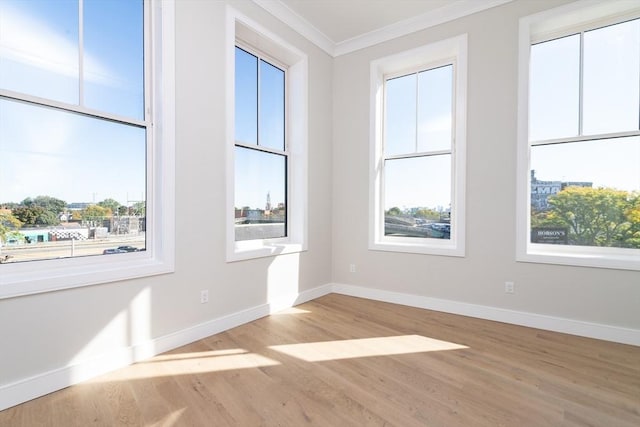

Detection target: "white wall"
[332, 0, 640, 331]
[0, 0, 333, 407]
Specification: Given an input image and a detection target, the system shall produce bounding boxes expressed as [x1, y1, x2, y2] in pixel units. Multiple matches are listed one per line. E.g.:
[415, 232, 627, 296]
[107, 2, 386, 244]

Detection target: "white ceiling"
[253, 0, 514, 56]
[281, 0, 453, 43]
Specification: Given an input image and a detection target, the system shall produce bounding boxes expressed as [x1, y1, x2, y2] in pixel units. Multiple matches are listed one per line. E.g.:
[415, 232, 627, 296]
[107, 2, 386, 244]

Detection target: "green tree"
[386, 207, 401, 216]
[98, 198, 121, 214]
[414, 208, 440, 220]
[0, 209, 22, 244]
[18, 196, 66, 226]
[544, 187, 638, 248]
[131, 201, 146, 217]
[12, 205, 43, 226]
[80, 205, 111, 222]
[23, 196, 67, 214]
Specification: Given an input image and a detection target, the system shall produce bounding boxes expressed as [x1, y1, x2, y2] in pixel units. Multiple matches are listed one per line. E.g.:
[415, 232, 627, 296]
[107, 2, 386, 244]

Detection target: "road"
[0, 236, 146, 263]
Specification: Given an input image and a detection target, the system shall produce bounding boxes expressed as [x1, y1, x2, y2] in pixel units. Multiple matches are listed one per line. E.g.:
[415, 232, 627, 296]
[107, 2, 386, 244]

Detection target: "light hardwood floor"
[2, 294, 639, 426]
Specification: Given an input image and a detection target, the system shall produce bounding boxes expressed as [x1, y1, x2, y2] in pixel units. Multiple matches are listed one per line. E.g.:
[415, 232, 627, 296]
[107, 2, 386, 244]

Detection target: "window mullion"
[78, 0, 84, 107]
[578, 31, 584, 136]
[256, 58, 261, 146]
[414, 72, 419, 153]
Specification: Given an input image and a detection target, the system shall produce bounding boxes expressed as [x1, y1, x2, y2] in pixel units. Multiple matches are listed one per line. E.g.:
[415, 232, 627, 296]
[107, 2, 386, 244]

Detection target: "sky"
[1, 3, 638, 212]
[234, 47, 286, 210]
[0, 0, 145, 206]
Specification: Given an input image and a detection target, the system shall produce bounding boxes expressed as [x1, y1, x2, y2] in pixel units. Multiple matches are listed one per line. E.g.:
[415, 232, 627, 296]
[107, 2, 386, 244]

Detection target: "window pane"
[583, 19, 640, 135]
[259, 59, 285, 151]
[385, 73, 417, 156]
[384, 155, 451, 239]
[84, 0, 144, 119]
[530, 136, 640, 248]
[529, 35, 580, 141]
[0, 0, 79, 104]
[417, 65, 452, 152]
[235, 47, 258, 145]
[0, 98, 147, 263]
[234, 147, 286, 241]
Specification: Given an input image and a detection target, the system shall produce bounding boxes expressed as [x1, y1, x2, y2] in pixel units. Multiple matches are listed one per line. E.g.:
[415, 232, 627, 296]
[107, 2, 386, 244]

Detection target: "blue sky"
[234, 47, 286, 210]
[1, 2, 638, 212]
[0, 0, 145, 206]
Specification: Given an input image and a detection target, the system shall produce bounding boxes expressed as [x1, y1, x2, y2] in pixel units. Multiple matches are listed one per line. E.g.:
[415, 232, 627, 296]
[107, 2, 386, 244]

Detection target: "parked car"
[103, 248, 127, 254]
[117, 245, 139, 252]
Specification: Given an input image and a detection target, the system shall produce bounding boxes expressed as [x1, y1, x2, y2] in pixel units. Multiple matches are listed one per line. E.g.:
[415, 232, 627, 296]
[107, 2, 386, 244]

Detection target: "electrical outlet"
[505, 281, 515, 294]
[349, 264, 356, 273]
[200, 290, 209, 304]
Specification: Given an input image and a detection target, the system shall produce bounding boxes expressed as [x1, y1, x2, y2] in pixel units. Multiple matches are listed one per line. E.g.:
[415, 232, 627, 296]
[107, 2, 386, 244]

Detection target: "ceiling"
[253, 0, 513, 56]
[280, 0, 453, 44]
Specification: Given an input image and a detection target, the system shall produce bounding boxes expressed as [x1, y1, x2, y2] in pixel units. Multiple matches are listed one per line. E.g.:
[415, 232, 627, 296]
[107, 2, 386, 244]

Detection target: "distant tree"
[0, 209, 22, 244]
[80, 205, 111, 222]
[414, 208, 440, 220]
[118, 206, 128, 216]
[12, 206, 42, 226]
[17, 196, 66, 226]
[131, 201, 146, 217]
[23, 196, 67, 215]
[386, 207, 402, 216]
[541, 187, 639, 248]
[98, 198, 121, 214]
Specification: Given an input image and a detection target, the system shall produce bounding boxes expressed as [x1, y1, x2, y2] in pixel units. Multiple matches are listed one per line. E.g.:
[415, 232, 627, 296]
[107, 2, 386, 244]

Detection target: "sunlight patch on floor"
[269, 335, 468, 362]
[152, 348, 249, 361]
[270, 307, 312, 315]
[112, 349, 280, 379]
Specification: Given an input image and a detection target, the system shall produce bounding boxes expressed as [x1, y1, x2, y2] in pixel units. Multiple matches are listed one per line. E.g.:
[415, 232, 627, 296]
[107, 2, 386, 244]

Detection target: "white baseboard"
[330, 283, 640, 347]
[0, 283, 333, 412]
[3, 282, 637, 411]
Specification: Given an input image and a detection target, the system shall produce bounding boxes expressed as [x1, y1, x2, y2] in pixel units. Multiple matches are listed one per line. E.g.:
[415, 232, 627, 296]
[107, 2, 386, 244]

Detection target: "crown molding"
[334, 0, 514, 56]
[253, 0, 514, 57]
[252, 0, 336, 56]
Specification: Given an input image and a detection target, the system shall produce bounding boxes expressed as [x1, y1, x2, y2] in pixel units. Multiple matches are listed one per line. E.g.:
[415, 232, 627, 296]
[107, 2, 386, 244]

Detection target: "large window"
[370, 35, 467, 256]
[0, 0, 175, 297]
[234, 46, 287, 242]
[517, 2, 640, 270]
[226, 9, 308, 262]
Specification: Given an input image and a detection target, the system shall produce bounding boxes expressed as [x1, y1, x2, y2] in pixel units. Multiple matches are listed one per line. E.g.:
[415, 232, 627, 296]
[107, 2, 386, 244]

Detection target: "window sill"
[369, 239, 465, 257]
[0, 252, 174, 299]
[227, 241, 307, 262]
[518, 244, 640, 271]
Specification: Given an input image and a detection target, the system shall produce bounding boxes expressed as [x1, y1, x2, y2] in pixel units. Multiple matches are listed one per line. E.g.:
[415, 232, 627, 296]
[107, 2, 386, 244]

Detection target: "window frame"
[369, 34, 467, 257]
[0, 0, 176, 298]
[516, 1, 640, 271]
[226, 6, 308, 262]
[234, 44, 289, 242]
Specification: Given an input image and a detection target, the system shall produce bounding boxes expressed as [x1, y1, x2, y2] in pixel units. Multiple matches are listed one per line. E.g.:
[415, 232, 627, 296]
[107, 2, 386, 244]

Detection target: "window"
[369, 35, 467, 256]
[0, 0, 175, 297]
[226, 8, 308, 262]
[234, 46, 287, 242]
[517, 2, 640, 270]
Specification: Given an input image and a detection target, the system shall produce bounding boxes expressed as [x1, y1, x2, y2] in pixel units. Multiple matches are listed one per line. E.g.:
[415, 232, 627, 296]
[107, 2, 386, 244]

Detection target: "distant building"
[531, 170, 592, 211]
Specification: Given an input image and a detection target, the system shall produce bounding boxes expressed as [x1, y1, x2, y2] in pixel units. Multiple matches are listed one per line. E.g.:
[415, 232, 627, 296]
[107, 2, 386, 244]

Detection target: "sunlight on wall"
[69, 287, 152, 381]
[269, 335, 468, 362]
[266, 253, 302, 313]
[130, 287, 152, 359]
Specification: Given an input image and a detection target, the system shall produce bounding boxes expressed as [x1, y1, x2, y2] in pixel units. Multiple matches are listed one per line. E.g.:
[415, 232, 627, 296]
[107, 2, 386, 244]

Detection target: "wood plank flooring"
[1, 294, 639, 426]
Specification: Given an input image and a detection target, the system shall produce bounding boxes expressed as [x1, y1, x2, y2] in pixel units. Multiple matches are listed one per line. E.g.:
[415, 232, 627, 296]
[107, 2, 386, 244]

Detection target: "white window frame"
[516, 0, 640, 271]
[226, 6, 308, 262]
[0, 0, 176, 298]
[369, 34, 467, 257]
